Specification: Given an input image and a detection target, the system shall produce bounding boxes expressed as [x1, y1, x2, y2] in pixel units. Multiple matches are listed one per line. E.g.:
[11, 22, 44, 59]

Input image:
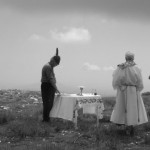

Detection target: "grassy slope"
[0, 90, 150, 150]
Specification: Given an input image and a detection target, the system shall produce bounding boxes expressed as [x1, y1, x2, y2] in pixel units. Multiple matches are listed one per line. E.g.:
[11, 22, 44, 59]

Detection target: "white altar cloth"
[50, 94, 104, 128]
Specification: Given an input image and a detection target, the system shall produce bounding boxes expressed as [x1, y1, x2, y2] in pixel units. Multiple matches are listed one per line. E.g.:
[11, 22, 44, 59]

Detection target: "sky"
[0, 0, 150, 96]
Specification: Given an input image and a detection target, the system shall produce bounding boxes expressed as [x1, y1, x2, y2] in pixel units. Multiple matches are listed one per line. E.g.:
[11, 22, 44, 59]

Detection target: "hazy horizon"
[1, 0, 150, 96]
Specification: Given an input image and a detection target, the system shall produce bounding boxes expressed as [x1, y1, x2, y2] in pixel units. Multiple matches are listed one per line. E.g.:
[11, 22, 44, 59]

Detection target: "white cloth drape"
[110, 64, 148, 126]
[50, 95, 76, 121]
[50, 94, 103, 121]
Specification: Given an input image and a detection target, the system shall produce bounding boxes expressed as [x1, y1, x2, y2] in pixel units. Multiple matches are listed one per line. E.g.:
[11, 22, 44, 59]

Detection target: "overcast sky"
[0, 0, 150, 96]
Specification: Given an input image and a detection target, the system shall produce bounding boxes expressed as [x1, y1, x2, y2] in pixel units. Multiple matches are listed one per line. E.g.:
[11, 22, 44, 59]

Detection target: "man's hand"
[56, 89, 61, 95]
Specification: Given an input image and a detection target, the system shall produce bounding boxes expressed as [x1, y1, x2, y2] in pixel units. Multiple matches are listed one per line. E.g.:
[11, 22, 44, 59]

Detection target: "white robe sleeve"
[135, 67, 144, 91]
[112, 67, 125, 90]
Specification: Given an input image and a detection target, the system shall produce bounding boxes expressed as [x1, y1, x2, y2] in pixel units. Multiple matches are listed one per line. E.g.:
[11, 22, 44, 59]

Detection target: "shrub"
[6, 118, 55, 138]
[0, 110, 15, 124]
[102, 97, 116, 109]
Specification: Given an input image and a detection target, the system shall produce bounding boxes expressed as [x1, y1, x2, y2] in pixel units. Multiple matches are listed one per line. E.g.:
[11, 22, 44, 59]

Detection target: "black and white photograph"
[0, 0, 150, 149]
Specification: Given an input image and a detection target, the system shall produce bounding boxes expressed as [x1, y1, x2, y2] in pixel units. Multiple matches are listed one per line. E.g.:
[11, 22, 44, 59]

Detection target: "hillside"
[0, 89, 150, 150]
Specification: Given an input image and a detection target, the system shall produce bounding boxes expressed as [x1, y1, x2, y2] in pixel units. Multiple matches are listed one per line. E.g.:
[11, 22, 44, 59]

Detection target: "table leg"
[73, 108, 78, 129]
[73, 110, 78, 129]
[74, 109, 78, 129]
[96, 105, 99, 127]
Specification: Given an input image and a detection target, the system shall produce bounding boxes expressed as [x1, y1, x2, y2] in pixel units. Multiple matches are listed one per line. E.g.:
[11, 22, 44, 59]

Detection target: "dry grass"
[0, 90, 150, 150]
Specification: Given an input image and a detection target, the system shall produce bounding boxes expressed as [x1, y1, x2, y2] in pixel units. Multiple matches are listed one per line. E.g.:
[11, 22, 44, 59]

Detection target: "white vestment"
[110, 62, 148, 126]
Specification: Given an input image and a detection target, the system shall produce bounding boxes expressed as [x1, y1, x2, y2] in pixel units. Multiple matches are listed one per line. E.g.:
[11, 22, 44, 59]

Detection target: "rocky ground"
[0, 89, 150, 150]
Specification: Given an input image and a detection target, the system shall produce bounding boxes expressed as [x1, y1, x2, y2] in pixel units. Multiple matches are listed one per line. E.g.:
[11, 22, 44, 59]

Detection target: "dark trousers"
[41, 83, 55, 121]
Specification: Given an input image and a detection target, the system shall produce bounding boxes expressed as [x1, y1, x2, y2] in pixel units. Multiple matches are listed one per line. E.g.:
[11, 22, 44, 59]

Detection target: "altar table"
[50, 94, 104, 129]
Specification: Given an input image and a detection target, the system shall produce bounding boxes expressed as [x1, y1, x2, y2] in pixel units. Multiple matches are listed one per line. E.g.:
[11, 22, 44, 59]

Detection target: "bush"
[6, 118, 55, 138]
[102, 97, 116, 109]
[0, 110, 15, 124]
[142, 92, 150, 96]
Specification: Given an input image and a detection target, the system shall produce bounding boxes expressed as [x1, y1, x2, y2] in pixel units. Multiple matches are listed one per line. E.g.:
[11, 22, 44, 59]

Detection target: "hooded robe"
[110, 61, 148, 126]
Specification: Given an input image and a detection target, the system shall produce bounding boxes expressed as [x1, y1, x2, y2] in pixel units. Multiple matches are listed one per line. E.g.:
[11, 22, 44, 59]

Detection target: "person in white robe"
[110, 51, 148, 135]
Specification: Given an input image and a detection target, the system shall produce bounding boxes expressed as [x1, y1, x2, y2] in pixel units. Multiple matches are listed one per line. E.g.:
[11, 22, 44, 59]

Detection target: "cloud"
[103, 66, 115, 71]
[28, 34, 45, 41]
[82, 63, 115, 71]
[28, 27, 91, 43]
[50, 27, 91, 43]
[82, 62, 100, 71]
[1, 0, 150, 22]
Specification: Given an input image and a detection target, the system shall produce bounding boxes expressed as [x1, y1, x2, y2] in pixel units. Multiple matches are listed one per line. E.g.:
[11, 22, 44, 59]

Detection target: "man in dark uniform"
[41, 48, 61, 122]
